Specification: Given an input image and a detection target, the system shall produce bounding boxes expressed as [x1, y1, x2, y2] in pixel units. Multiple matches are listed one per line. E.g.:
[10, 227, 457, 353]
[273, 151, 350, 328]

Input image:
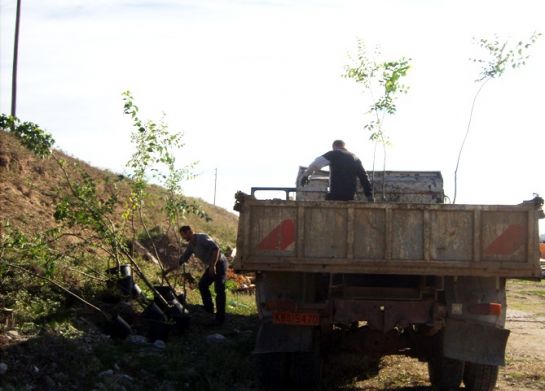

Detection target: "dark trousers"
[326, 192, 354, 201]
[198, 257, 227, 322]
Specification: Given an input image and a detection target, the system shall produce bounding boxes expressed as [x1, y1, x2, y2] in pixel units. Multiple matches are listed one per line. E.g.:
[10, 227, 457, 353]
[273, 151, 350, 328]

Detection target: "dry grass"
[0, 130, 238, 248]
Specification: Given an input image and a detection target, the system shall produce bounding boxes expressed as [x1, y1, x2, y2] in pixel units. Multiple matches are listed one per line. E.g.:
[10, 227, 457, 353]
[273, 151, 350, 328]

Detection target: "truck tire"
[428, 333, 464, 391]
[463, 362, 499, 391]
[290, 350, 322, 391]
[255, 352, 289, 391]
[428, 356, 464, 391]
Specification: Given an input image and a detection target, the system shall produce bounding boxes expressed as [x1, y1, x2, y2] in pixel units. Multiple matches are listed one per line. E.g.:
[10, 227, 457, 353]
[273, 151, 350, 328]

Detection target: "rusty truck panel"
[295, 168, 445, 203]
[234, 199, 541, 278]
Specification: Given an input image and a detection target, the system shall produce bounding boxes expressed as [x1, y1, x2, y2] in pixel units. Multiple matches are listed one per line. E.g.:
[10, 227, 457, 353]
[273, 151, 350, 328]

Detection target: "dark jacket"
[322, 149, 372, 200]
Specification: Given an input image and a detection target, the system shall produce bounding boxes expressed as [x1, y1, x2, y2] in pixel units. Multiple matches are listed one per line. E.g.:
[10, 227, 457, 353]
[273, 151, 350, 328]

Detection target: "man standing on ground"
[300, 140, 374, 202]
[165, 225, 227, 325]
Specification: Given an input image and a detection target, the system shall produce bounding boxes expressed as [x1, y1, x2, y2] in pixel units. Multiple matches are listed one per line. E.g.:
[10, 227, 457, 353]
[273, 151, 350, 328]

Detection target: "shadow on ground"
[0, 303, 260, 391]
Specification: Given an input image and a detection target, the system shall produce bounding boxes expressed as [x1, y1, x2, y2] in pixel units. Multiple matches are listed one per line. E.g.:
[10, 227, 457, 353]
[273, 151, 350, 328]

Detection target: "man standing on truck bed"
[165, 225, 228, 325]
[300, 139, 374, 201]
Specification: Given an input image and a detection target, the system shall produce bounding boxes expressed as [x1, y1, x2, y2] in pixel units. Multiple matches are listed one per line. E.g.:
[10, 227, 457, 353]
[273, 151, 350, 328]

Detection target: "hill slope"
[0, 130, 258, 391]
[0, 130, 238, 249]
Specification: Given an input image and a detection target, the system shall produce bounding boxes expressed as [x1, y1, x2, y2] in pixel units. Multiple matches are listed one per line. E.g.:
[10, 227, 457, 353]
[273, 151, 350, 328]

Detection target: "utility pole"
[11, 0, 22, 119]
[213, 168, 217, 206]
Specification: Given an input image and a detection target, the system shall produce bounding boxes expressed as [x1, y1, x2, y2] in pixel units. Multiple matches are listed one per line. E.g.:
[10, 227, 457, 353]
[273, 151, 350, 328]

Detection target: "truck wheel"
[255, 352, 289, 391]
[463, 362, 498, 391]
[427, 356, 464, 391]
[290, 350, 322, 391]
[428, 333, 464, 391]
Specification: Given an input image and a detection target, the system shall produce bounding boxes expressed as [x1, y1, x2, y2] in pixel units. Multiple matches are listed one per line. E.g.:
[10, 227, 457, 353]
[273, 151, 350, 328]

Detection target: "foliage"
[53, 159, 128, 267]
[344, 40, 411, 145]
[0, 97, 220, 337]
[122, 91, 210, 227]
[471, 33, 542, 82]
[453, 33, 541, 203]
[0, 222, 87, 335]
[0, 113, 55, 157]
[344, 40, 411, 200]
[0, 222, 60, 277]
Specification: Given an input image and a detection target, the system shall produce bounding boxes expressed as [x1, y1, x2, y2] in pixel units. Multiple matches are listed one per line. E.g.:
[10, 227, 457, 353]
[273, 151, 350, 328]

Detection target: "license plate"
[272, 311, 320, 326]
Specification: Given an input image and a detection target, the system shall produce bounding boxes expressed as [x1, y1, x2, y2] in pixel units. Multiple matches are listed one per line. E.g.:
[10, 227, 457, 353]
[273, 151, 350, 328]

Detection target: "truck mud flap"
[253, 320, 315, 354]
[443, 318, 510, 366]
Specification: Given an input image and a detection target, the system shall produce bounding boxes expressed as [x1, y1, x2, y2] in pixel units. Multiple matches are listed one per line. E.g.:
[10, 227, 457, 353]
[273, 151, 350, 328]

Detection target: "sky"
[1, 0, 544, 232]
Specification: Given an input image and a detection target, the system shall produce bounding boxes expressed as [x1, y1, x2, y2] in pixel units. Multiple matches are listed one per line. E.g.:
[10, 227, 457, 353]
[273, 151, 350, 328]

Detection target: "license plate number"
[272, 311, 320, 326]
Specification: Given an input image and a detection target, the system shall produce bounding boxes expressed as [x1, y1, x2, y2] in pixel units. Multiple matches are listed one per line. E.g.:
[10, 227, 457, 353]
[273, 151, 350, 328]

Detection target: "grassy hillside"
[0, 128, 257, 390]
[0, 130, 238, 249]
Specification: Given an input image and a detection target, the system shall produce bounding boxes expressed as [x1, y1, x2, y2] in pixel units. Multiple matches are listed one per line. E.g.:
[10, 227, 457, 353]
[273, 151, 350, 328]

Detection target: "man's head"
[179, 225, 194, 242]
[332, 140, 346, 150]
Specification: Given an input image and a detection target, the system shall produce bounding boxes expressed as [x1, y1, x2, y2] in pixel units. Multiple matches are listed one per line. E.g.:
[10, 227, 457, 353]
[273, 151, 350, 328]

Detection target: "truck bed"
[234, 198, 541, 278]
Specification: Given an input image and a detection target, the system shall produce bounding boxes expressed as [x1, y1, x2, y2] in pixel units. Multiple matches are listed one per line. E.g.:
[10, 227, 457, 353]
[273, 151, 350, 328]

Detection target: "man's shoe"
[196, 304, 214, 314]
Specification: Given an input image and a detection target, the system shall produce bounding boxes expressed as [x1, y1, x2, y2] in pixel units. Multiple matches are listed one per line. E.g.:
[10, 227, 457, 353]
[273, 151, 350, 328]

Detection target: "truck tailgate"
[234, 199, 541, 278]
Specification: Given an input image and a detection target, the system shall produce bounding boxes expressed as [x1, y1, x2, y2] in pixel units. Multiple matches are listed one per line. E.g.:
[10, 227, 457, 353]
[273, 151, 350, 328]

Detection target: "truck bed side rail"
[234, 196, 541, 278]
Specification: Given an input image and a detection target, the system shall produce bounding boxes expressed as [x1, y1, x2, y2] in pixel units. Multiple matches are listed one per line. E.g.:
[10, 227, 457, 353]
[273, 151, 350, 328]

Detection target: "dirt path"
[348, 280, 545, 390]
[495, 303, 545, 390]
[505, 308, 545, 358]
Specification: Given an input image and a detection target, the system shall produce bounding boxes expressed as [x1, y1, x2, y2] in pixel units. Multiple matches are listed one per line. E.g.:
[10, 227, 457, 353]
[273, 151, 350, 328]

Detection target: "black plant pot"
[119, 264, 131, 277]
[131, 283, 143, 299]
[117, 276, 134, 296]
[154, 285, 176, 301]
[146, 319, 172, 342]
[106, 266, 119, 276]
[142, 302, 167, 322]
[106, 264, 131, 277]
[171, 314, 191, 335]
[109, 314, 132, 339]
[153, 285, 177, 311]
[168, 299, 187, 317]
[176, 293, 188, 307]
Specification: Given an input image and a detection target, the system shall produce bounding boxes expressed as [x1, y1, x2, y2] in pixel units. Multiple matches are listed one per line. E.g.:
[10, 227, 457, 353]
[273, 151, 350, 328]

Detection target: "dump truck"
[233, 168, 543, 391]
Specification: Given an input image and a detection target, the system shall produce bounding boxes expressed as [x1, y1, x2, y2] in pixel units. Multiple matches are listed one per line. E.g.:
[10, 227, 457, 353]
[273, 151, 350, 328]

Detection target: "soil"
[495, 280, 545, 390]
[1, 280, 544, 390]
[504, 309, 545, 358]
[347, 279, 545, 390]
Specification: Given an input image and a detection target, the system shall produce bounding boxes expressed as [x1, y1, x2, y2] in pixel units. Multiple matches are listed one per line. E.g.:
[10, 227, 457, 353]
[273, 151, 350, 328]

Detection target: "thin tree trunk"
[453, 78, 491, 204]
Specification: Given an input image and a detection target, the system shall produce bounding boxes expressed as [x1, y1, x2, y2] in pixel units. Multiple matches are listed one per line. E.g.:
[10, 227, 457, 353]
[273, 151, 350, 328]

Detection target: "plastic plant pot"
[106, 264, 131, 277]
[142, 302, 167, 322]
[154, 285, 176, 301]
[146, 319, 173, 342]
[131, 283, 143, 299]
[171, 314, 191, 335]
[109, 314, 132, 339]
[119, 264, 131, 277]
[117, 276, 134, 296]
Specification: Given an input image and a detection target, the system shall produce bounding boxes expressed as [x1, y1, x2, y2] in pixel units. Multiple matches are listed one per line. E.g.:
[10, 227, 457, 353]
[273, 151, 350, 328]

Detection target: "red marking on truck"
[272, 311, 320, 326]
[484, 224, 525, 256]
[468, 303, 502, 316]
[257, 219, 295, 251]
